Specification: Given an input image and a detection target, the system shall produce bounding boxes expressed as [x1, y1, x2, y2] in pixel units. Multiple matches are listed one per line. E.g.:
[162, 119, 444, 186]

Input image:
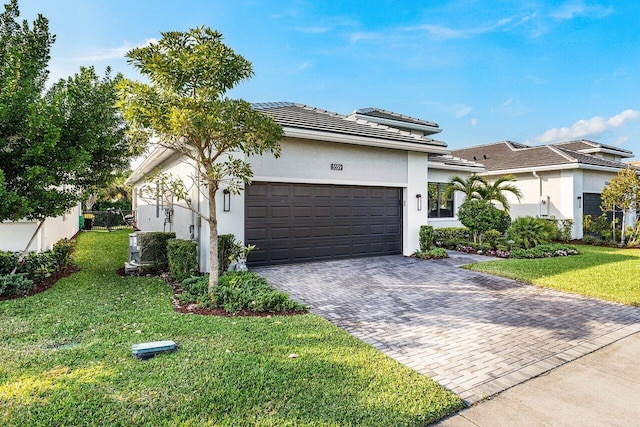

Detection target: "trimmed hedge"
[434, 227, 470, 243]
[167, 239, 198, 282]
[139, 232, 176, 273]
[419, 225, 435, 251]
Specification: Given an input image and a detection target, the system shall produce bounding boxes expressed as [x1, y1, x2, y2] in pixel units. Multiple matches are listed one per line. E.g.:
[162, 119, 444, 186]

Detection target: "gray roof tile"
[253, 102, 447, 148]
[451, 141, 637, 172]
[353, 107, 439, 128]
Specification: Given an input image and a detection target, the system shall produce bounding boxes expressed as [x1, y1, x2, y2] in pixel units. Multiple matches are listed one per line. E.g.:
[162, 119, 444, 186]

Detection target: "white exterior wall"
[251, 138, 408, 185]
[406, 152, 429, 254]
[0, 204, 81, 252]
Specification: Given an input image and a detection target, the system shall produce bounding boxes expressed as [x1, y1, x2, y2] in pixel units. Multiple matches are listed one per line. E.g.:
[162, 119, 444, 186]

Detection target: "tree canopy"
[600, 167, 640, 245]
[118, 27, 283, 292]
[0, 0, 133, 222]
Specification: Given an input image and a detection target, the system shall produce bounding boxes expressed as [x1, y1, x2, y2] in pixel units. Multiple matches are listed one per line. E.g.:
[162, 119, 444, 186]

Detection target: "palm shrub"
[508, 216, 556, 249]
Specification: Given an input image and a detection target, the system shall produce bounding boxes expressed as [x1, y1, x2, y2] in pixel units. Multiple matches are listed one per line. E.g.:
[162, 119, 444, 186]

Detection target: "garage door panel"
[270, 206, 290, 218]
[246, 183, 402, 266]
[293, 185, 312, 197]
[246, 206, 268, 218]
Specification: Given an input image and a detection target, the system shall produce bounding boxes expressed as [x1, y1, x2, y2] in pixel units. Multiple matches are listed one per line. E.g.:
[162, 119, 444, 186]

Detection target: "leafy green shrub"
[218, 234, 238, 275]
[507, 216, 556, 249]
[176, 272, 307, 314]
[139, 232, 176, 272]
[438, 238, 469, 249]
[18, 251, 56, 281]
[167, 239, 198, 282]
[558, 219, 574, 242]
[582, 235, 598, 245]
[52, 238, 76, 271]
[433, 227, 470, 243]
[414, 247, 448, 259]
[510, 244, 579, 259]
[481, 229, 501, 248]
[457, 200, 511, 243]
[215, 272, 307, 313]
[177, 276, 211, 305]
[0, 251, 18, 275]
[0, 273, 35, 297]
[419, 225, 435, 251]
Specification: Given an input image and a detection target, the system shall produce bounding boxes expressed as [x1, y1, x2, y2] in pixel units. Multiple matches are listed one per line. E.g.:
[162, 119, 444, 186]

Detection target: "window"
[428, 183, 454, 218]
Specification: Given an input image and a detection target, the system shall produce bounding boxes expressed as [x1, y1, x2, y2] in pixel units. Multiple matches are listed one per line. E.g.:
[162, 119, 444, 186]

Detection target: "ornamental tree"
[457, 199, 511, 243]
[0, 0, 133, 223]
[600, 167, 640, 245]
[118, 27, 283, 293]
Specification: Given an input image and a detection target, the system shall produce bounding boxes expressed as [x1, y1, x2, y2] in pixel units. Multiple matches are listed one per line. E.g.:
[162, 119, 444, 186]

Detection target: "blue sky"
[18, 0, 640, 154]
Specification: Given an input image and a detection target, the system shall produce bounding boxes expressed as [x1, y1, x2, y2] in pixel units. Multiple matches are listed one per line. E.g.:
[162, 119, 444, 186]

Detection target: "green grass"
[0, 230, 463, 426]
[467, 245, 640, 306]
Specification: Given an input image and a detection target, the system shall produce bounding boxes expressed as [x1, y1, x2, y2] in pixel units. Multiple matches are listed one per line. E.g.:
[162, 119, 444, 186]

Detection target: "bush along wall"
[0, 237, 76, 297]
[167, 239, 198, 282]
[139, 232, 176, 273]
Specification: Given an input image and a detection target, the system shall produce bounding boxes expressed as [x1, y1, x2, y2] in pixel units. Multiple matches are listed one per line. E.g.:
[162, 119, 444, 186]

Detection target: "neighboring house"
[127, 102, 482, 270]
[0, 204, 81, 252]
[452, 140, 638, 238]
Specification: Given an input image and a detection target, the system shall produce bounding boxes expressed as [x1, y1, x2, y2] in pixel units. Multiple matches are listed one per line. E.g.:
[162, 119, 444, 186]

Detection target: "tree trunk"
[621, 210, 627, 246]
[208, 180, 219, 295]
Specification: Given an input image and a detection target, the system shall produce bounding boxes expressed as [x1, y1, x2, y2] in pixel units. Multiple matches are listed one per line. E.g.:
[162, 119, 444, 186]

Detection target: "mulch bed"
[0, 265, 79, 302]
[118, 267, 307, 317]
[168, 281, 307, 317]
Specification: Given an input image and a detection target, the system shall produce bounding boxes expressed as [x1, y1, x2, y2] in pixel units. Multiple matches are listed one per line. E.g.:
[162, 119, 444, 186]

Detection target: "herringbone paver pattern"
[255, 254, 640, 404]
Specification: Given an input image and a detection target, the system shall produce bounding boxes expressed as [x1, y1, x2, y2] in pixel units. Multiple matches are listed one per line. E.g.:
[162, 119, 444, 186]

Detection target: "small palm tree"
[479, 175, 523, 212]
[443, 175, 487, 201]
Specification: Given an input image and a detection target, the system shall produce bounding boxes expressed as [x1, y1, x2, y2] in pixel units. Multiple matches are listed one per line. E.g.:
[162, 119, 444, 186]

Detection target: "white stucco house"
[452, 140, 638, 238]
[127, 102, 482, 270]
[0, 205, 81, 252]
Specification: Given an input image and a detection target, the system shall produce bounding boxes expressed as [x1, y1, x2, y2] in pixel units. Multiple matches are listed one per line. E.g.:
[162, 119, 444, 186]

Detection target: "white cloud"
[295, 26, 329, 34]
[550, 1, 613, 21]
[349, 32, 380, 44]
[471, 118, 478, 126]
[535, 109, 640, 143]
[77, 38, 157, 62]
[502, 98, 514, 107]
[613, 136, 629, 146]
[421, 101, 472, 118]
[404, 13, 535, 40]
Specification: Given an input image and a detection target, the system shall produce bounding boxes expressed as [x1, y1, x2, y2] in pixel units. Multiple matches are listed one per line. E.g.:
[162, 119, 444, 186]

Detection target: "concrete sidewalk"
[436, 332, 640, 426]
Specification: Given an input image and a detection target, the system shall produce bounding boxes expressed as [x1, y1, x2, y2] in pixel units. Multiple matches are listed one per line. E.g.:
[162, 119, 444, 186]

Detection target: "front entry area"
[245, 182, 402, 266]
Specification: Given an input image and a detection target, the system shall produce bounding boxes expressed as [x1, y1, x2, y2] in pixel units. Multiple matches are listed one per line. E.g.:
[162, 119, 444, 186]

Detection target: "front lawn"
[0, 230, 463, 426]
[468, 245, 640, 306]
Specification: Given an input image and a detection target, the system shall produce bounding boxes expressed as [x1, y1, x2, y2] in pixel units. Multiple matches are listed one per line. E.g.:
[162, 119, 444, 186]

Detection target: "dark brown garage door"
[245, 182, 402, 266]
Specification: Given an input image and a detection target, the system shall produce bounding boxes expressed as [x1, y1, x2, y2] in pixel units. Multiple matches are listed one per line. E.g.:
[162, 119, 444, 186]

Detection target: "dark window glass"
[428, 183, 454, 218]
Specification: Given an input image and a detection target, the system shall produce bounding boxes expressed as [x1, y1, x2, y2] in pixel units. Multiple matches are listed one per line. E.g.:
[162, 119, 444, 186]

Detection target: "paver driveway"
[254, 254, 640, 404]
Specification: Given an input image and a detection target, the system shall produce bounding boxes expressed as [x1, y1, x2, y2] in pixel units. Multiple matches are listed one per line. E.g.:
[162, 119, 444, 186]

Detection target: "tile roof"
[428, 154, 485, 170]
[353, 107, 439, 128]
[552, 139, 633, 156]
[451, 141, 637, 172]
[253, 102, 447, 148]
